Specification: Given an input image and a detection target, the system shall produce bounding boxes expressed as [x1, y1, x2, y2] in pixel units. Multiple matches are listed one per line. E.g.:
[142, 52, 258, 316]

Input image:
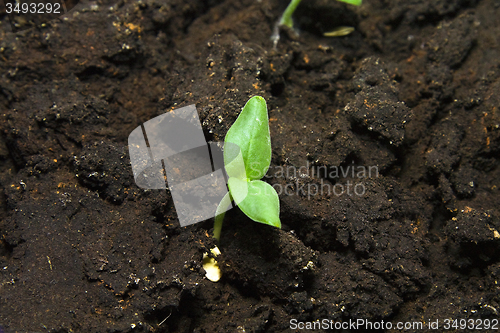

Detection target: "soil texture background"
[1, 0, 500, 332]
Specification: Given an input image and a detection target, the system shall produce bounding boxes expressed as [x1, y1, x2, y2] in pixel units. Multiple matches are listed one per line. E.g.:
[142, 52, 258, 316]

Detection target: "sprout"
[203, 96, 280, 282]
[273, 0, 362, 46]
[213, 96, 281, 241]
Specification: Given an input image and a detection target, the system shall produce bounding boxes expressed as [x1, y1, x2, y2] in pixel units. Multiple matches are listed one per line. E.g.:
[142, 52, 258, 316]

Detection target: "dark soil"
[1, 0, 500, 332]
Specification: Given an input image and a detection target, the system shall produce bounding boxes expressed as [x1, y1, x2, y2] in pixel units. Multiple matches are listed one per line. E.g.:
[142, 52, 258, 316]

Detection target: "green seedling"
[273, 0, 362, 46]
[203, 96, 280, 282]
[280, 0, 362, 29]
[213, 96, 281, 241]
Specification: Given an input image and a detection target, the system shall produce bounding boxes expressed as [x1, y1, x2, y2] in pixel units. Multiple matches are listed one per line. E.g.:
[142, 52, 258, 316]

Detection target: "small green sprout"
[273, 0, 362, 46]
[213, 96, 281, 241]
[280, 0, 362, 29]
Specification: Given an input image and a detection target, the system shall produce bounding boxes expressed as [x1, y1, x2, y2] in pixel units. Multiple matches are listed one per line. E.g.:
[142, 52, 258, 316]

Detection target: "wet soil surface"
[1, 0, 500, 332]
